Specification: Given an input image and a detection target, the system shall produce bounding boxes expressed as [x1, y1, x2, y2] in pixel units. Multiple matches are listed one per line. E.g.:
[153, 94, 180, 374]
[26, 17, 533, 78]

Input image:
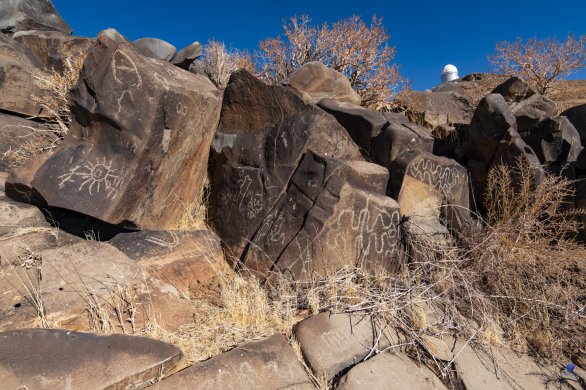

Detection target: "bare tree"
[256, 15, 404, 108]
[489, 35, 585, 95]
[203, 40, 255, 89]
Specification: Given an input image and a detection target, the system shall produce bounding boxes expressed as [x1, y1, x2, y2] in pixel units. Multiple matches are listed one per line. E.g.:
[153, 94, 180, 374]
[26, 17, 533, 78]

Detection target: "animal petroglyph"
[407, 158, 462, 195]
[58, 157, 124, 199]
[146, 232, 179, 249]
[112, 51, 142, 88]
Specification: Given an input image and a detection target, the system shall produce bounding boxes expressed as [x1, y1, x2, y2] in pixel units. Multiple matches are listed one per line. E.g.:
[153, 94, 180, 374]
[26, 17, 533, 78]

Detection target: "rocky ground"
[0, 1, 585, 389]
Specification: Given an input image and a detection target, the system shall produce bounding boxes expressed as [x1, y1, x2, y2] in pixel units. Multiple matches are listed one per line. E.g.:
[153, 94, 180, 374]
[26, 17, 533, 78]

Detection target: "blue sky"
[52, 0, 585, 91]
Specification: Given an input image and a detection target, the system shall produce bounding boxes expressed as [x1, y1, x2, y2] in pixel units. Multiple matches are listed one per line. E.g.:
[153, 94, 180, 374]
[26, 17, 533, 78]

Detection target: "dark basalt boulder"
[519, 116, 583, 167]
[0, 0, 72, 35]
[209, 70, 367, 269]
[318, 98, 387, 156]
[457, 94, 544, 207]
[12, 30, 94, 72]
[243, 151, 402, 279]
[371, 113, 434, 175]
[171, 41, 203, 70]
[0, 33, 47, 117]
[133, 37, 176, 61]
[510, 94, 558, 132]
[492, 76, 536, 104]
[7, 30, 222, 229]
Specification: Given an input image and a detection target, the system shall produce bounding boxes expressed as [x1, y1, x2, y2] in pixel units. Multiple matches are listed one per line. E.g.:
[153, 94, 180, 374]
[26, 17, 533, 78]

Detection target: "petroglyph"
[162, 128, 172, 152]
[112, 51, 142, 88]
[176, 102, 188, 116]
[222, 170, 264, 219]
[146, 232, 179, 249]
[407, 158, 462, 195]
[58, 157, 124, 199]
[326, 195, 401, 264]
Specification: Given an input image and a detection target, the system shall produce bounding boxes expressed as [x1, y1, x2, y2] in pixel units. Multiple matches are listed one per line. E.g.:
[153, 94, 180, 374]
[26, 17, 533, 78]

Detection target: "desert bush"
[203, 40, 255, 89]
[256, 15, 404, 108]
[489, 35, 585, 95]
[454, 160, 586, 357]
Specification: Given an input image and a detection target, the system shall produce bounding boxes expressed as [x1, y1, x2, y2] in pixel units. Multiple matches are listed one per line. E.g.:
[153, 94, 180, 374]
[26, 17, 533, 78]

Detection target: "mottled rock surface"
[0, 0, 72, 35]
[0, 329, 183, 389]
[153, 334, 313, 389]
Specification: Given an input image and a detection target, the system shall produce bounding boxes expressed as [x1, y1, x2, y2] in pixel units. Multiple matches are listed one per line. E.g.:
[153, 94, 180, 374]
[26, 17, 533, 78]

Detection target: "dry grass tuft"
[33, 50, 87, 136]
[172, 175, 210, 231]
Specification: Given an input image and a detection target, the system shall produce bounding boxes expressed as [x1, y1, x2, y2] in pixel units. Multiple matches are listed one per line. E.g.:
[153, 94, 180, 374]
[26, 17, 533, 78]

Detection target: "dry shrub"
[489, 35, 585, 95]
[203, 40, 255, 89]
[257, 15, 404, 108]
[2, 132, 58, 168]
[33, 50, 87, 135]
[455, 160, 586, 357]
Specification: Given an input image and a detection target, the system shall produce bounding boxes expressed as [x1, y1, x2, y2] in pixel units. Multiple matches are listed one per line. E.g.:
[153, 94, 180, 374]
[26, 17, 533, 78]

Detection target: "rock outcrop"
[0, 0, 72, 35]
[210, 71, 361, 262]
[7, 30, 222, 229]
[133, 37, 177, 61]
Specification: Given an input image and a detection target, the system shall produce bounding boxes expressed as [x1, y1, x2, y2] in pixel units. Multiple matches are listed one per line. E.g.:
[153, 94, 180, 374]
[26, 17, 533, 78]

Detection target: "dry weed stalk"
[203, 40, 255, 89]
[172, 175, 210, 230]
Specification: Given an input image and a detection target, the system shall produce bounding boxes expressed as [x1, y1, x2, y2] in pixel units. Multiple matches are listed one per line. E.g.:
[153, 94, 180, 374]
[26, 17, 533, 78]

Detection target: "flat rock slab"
[452, 340, 564, 390]
[0, 329, 182, 389]
[109, 229, 228, 296]
[133, 38, 176, 61]
[295, 312, 405, 380]
[337, 352, 447, 390]
[153, 334, 314, 389]
[0, 241, 191, 332]
[396, 90, 474, 130]
[171, 41, 202, 69]
[8, 30, 222, 229]
[0, 0, 72, 34]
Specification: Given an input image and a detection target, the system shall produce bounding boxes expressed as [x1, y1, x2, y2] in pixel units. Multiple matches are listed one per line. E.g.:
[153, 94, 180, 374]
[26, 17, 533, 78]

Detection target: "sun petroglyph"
[58, 157, 124, 199]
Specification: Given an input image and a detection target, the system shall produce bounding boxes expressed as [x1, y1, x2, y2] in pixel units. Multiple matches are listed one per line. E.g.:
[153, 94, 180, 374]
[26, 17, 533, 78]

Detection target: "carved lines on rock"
[58, 157, 124, 199]
[407, 158, 462, 195]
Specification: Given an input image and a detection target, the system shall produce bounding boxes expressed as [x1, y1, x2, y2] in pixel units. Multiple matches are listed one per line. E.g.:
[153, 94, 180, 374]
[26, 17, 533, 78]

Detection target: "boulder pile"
[0, 1, 584, 389]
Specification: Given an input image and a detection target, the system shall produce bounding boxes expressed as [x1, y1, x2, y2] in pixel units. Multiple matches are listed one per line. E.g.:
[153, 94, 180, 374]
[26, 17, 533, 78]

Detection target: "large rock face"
[0, 329, 183, 389]
[209, 70, 363, 265]
[243, 152, 402, 278]
[7, 31, 222, 229]
[0, 0, 72, 35]
[457, 94, 544, 205]
[395, 90, 474, 130]
[288, 61, 361, 106]
[0, 33, 47, 117]
[12, 30, 93, 71]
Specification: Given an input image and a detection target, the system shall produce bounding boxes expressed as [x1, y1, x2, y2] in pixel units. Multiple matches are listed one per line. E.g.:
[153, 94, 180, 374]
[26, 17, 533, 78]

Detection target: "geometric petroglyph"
[222, 170, 264, 219]
[146, 232, 180, 249]
[407, 158, 462, 196]
[58, 157, 124, 199]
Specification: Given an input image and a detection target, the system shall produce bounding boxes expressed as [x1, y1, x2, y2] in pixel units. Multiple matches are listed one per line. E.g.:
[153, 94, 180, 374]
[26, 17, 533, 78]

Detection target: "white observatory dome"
[441, 64, 459, 83]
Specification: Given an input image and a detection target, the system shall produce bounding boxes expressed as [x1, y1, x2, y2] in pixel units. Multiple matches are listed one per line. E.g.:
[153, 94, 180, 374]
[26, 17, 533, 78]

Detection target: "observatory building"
[441, 64, 459, 83]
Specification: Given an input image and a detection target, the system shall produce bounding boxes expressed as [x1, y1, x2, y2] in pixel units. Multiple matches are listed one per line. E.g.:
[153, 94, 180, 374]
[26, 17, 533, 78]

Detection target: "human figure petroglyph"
[58, 157, 124, 199]
[176, 101, 188, 116]
[408, 158, 462, 195]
